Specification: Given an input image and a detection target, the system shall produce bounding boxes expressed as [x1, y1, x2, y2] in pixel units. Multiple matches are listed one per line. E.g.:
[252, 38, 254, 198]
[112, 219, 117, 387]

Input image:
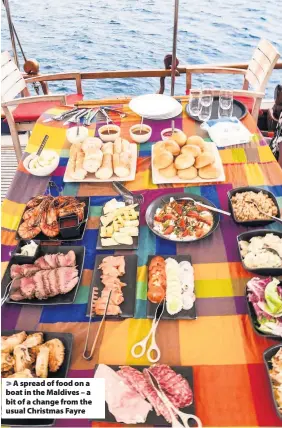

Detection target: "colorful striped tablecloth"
[2, 102, 282, 428]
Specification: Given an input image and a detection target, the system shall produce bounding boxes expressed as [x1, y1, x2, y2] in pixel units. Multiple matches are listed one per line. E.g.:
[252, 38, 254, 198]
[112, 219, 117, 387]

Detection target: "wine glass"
[218, 89, 233, 118]
[188, 88, 201, 117]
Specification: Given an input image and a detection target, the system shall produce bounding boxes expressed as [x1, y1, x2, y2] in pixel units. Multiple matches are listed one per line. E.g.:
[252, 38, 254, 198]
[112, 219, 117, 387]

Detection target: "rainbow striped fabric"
[2, 102, 282, 428]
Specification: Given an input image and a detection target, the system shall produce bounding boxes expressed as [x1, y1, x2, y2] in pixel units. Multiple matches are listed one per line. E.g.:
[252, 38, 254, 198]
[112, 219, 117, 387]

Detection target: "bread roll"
[81, 137, 102, 152]
[70, 142, 81, 158]
[102, 142, 114, 155]
[177, 166, 197, 180]
[164, 140, 181, 156]
[203, 142, 212, 152]
[186, 136, 205, 151]
[170, 130, 187, 147]
[174, 153, 195, 170]
[114, 137, 123, 154]
[181, 144, 201, 157]
[154, 141, 166, 153]
[153, 151, 173, 169]
[198, 163, 220, 179]
[83, 150, 103, 173]
[194, 151, 215, 168]
[71, 149, 87, 180]
[95, 154, 113, 179]
[159, 163, 177, 178]
[122, 139, 131, 153]
[113, 152, 131, 177]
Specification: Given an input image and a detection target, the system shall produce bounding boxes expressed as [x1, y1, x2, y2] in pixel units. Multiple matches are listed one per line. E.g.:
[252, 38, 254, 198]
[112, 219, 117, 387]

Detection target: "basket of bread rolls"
[151, 133, 225, 184]
[64, 136, 138, 182]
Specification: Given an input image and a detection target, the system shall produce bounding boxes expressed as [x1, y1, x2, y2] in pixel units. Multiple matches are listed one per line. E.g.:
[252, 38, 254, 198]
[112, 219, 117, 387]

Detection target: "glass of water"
[218, 89, 233, 118]
[188, 88, 202, 117]
[198, 103, 213, 122]
[201, 83, 214, 107]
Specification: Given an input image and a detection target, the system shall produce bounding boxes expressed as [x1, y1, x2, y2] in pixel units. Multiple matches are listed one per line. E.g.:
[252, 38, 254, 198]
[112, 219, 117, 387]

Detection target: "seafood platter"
[263, 345, 282, 419]
[151, 134, 225, 184]
[86, 255, 138, 318]
[146, 255, 196, 320]
[146, 192, 219, 242]
[16, 195, 90, 241]
[96, 198, 140, 249]
[1, 245, 85, 305]
[63, 137, 138, 183]
[92, 364, 199, 426]
[1, 330, 73, 427]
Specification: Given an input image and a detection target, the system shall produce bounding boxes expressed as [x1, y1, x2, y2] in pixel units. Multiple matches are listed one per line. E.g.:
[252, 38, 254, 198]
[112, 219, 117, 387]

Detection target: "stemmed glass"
[218, 89, 233, 118]
[188, 88, 202, 117]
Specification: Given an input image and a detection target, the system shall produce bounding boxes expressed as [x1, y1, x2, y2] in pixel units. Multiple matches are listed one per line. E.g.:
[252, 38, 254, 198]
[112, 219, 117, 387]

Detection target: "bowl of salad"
[23, 150, 60, 177]
[145, 192, 220, 242]
[246, 276, 282, 339]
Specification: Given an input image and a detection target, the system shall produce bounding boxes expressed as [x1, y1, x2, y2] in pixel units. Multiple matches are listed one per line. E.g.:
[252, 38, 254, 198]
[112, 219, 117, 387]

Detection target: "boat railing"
[23, 61, 282, 96]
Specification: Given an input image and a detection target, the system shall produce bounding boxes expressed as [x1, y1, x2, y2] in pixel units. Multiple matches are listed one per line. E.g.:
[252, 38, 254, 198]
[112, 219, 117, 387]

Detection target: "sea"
[1, 0, 281, 99]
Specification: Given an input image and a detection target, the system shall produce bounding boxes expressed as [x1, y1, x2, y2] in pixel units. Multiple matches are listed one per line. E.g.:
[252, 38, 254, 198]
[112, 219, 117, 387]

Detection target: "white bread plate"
[23, 150, 60, 177]
[63, 143, 138, 183]
[151, 142, 225, 184]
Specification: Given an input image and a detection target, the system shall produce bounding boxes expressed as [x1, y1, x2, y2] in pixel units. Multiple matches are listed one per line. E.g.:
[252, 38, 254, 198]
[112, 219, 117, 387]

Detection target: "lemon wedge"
[166, 297, 183, 315]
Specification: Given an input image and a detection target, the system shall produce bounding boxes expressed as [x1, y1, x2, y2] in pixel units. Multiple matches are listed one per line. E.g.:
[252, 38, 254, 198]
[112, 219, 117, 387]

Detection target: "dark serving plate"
[147, 255, 197, 320]
[92, 364, 196, 426]
[16, 196, 90, 241]
[10, 240, 41, 264]
[263, 344, 282, 420]
[1, 329, 73, 427]
[228, 186, 280, 226]
[96, 204, 140, 250]
[246, 288, 282, 340]
[145, 192, 220, 243]
[237, 230, 282, 276]
[86, 254, 138, 319]
[185, 96, 247, 122]
[1, 245, 85, 305]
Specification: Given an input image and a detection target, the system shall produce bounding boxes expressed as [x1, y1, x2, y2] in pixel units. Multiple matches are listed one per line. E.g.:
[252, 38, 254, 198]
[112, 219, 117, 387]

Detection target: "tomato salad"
[153, 198, 214, 240]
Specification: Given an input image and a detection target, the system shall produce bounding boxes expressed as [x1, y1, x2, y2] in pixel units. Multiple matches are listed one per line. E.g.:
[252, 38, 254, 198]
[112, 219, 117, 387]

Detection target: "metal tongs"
[43, 107, 79, 123]
[147, 371, 202, 428]
[112, 182, 144, 205]
[83, 287, 112, 360]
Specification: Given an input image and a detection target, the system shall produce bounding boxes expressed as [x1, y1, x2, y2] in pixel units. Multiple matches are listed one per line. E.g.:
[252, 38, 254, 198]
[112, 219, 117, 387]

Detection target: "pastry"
[174, 153, 195, 169]
[169, 130, 187, 147]
[95, 154, 113, 179]
[101, 142, 114, 155]
[81, 137, 102, 151]
[159, 163, 177, 178]
[194, 151, 215, 168]
[177, 166, 198, 180]
[198, 163, 220, 179]
[186, 135, 205, 151]
[113, 152, 131, 177]
[181, 144, 201, 157]
[164, 140, 181, 156]
[153, 151, 174, 169]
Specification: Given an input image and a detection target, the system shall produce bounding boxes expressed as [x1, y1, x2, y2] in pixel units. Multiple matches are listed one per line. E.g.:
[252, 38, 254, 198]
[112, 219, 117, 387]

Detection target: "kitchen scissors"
[131, 300, 164, 363]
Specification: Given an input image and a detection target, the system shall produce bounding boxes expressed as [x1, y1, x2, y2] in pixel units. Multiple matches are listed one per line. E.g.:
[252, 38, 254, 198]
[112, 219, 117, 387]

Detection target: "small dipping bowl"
[66, 126, 89, 144]
[129, 124, 152, 143]
[59, 214, 80, 239]
[98, 124, 121, 142]
[161, 127, 182, 141]
[23, 150, 60, 177]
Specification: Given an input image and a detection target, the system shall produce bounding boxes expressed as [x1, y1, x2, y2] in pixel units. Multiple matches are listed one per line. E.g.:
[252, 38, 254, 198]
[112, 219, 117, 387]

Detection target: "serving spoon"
[246, 200, 282, 224]
[170, 196, 231, 216]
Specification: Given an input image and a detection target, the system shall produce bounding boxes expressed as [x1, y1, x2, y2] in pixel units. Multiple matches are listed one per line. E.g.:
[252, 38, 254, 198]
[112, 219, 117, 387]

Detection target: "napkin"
[201, 117, 252, 148]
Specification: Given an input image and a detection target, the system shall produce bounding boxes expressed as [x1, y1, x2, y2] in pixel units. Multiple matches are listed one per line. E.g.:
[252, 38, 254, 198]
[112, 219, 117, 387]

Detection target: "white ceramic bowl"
[98, 125, 121, 142]
[161, 127, 183, 141]
[66, 126, 89, 144]
[23, 150, 60, 177]
[129, 124, 152, 143]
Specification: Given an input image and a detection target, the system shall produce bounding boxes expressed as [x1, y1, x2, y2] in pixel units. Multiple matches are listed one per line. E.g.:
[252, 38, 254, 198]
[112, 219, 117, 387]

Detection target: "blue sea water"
[1, 0, 281, 99]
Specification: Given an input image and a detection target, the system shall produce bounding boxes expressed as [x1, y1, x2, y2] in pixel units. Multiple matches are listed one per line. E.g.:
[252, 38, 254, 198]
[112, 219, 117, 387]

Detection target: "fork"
[1, 280, 13, 306]
[112, 182, 144, 205]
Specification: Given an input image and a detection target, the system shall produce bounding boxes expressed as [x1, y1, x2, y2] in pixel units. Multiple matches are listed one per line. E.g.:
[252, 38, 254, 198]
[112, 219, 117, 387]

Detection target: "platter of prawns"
[16, 195, 90, 241]
[145, 192, 220, 242]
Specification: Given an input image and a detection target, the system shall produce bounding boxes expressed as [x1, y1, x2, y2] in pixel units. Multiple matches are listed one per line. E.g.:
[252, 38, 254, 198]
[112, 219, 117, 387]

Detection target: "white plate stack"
[129, 94, 182, 120]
